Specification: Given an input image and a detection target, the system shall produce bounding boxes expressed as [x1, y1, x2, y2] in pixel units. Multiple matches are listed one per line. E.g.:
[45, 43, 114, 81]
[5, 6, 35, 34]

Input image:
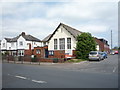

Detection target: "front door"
[45, 49, 48, 58]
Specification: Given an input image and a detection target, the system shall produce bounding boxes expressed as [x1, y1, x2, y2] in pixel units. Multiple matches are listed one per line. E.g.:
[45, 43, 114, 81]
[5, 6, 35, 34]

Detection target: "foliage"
[76, 32, 96, 59]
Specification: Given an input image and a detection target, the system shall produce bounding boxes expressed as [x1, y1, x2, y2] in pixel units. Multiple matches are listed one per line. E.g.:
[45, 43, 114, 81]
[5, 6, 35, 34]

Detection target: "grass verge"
[65, 59, 88, 63]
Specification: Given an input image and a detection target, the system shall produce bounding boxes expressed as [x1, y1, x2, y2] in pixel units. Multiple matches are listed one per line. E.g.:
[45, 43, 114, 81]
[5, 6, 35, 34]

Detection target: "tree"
[76, 32, 96, 59]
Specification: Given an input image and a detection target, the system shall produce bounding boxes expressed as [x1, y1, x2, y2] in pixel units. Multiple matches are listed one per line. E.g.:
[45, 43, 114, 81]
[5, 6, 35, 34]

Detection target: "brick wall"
[24, 50, 33, 56]
[33, 47, 45, 58]
[48, 50, 65, 58]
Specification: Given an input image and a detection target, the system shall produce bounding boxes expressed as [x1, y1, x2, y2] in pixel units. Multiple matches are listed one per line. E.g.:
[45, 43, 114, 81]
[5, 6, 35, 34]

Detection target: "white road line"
[113, 67, 117, 72]
[15, 75, 27, 80]
[8, 74, 47, 84]
[32, 79, 47, 84]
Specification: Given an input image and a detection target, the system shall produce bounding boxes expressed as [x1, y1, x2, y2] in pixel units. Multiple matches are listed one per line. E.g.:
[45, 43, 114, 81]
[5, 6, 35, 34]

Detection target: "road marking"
[113, 67, 117, 72]
[15, 75, 27, 80]
[7, 74, 47, 84]
[32, 79, 47, 84]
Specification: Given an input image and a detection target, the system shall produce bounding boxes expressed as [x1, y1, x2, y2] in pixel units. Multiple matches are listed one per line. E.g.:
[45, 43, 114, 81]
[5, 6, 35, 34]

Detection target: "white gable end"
[17, 36, 26, 49]
[48, 26, 77, 55]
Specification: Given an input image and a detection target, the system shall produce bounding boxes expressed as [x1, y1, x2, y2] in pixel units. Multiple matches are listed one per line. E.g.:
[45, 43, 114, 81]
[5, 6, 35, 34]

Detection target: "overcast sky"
[0, 0, 118, 48]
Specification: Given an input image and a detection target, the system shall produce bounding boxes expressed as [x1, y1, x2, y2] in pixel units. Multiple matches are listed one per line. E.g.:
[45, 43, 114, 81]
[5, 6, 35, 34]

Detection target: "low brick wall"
[5, 55, 65, 63]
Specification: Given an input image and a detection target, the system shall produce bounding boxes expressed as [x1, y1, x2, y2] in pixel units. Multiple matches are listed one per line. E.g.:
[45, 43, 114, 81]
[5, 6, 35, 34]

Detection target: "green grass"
[65, 59, 87, 63]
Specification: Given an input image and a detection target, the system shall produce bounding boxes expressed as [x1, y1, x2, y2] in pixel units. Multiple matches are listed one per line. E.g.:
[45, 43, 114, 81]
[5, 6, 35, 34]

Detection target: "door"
[45, 49, 48, 58]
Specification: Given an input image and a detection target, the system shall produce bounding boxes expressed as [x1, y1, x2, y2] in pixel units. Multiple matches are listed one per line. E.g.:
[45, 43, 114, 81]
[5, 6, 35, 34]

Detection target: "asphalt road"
[2, 55, 118, 88]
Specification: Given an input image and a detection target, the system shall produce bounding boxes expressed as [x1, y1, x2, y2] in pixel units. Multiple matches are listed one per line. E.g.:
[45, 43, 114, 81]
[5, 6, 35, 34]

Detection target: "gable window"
[67, 38, 71, 49]
[54, 39, 57, 50]
[59, 38, 65, 50]
[36, 49, 41, 54]
[49, 51, 54, 56]
[3, 43, 5, 47]
[19, 41, 23, 46]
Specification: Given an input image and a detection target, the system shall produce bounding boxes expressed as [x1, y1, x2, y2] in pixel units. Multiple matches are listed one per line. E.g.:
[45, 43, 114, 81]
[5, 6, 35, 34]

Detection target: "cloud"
[1, 1, 118, 47]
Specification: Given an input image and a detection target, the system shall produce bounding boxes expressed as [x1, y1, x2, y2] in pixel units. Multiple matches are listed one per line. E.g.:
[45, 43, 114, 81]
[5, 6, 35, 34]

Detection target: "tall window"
[54, 39, 57, 50]
[18, 50, 24, 56]
[59, 38, 65, 50]
[19, 41, 23, 46]
[67, 38, 71, 49]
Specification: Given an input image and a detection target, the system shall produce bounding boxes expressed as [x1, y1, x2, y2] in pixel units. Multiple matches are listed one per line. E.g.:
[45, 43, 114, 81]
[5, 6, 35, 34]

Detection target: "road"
[2, 55, 118, 88]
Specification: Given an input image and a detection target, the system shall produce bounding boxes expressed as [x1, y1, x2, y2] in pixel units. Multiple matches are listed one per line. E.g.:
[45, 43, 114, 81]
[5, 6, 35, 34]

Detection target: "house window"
[54, 39, 57, 50]
[49, 51, 54, 55]
[43, 42, 46, 46]
[19, 41, 23, 46]
[3, 43, 5, 47]
[59, 38, 65, 50]
[36, 49, 41, 54]
[67, 38, 71, 49]
[18, 50, 24, 56]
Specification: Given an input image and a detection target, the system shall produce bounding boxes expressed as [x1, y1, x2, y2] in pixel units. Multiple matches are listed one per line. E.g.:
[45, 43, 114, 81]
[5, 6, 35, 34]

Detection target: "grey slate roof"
[42, 34, 52, 42]
[5, 38, 12, 42]
[4, 32, 41, 42]
[61, 23, 82, 38]
[22, 35, 41, 42]
[47, 23, 82, 41]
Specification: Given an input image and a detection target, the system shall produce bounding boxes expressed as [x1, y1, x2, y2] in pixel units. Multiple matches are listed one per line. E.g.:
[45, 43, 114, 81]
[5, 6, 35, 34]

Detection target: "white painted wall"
[48, 26, 79, 55]
[11, 42, 17, 50]
[1, 39, 7, 50]
[96, 45, 100, 51]
[17, 36, 26, 49]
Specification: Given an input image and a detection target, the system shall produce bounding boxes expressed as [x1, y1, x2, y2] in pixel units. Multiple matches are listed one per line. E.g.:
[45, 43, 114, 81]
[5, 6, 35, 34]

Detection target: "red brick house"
[94, 38, 110, 53]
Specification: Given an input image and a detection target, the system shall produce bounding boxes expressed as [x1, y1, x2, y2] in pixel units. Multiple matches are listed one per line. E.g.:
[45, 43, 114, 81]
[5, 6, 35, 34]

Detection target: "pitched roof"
[5, 38, 12, 42]
[42, 34, 52, 42]
[4, 32, 41, 42]
[47, 23, 82, 41]
[61, 23, 82, 38]
[22, 35, 41, 42]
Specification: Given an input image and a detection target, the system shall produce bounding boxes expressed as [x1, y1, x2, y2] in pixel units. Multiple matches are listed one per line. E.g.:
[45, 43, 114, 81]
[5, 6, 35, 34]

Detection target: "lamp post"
[111, 30, 112, 50]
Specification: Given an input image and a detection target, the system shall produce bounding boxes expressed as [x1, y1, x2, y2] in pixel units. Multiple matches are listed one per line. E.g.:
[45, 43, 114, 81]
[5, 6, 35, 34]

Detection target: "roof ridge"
[60, 23, 82, 33]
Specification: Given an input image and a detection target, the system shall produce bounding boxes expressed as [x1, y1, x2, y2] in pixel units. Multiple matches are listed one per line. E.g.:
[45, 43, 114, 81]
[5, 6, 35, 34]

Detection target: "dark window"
[59, 38, 65, 50]
[67, 38, 71, 49]
[54, 39, 57, 50]
[49, 51, 54, 55]
[3, 43, 5, 47]
[19, 41, 23, 46]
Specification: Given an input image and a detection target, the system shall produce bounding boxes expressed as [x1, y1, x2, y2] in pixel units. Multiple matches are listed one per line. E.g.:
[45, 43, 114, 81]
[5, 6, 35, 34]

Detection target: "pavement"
[2, 54, 118, 88]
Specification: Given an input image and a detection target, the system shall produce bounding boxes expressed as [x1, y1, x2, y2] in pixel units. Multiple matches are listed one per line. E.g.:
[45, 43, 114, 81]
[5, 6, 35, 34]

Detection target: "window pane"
[67, 38, 71, 49]
[54, 39, 57, 50]
[59, 38, 65, 50]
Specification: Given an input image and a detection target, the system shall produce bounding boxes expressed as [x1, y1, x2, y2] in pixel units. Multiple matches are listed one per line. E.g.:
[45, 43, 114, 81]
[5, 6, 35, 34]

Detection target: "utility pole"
[111, 30, 112, 50]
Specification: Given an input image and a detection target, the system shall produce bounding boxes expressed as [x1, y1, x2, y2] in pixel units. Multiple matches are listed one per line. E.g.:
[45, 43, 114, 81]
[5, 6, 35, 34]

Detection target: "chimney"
[21, 32, 25, 36]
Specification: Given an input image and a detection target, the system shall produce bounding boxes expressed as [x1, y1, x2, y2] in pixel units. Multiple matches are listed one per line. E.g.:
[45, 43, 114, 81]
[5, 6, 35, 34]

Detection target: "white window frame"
[19, 41, 23, 46]
[67, 38, 71, 49]
[59, 38, 65, 50]
[54, 39, 57, 50]
[36, 49, 41, 54]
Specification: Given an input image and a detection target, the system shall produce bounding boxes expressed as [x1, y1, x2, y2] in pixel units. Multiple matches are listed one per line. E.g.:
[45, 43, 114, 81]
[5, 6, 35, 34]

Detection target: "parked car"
[100, 52, 107, 59]
[110, 51, 115, 55]
[114, 50, 118, 54]
[89, 51, 103, 61]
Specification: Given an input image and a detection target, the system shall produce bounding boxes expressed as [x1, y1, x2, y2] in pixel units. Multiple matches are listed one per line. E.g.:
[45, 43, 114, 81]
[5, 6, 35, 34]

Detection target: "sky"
[0, 0, 119, 48]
